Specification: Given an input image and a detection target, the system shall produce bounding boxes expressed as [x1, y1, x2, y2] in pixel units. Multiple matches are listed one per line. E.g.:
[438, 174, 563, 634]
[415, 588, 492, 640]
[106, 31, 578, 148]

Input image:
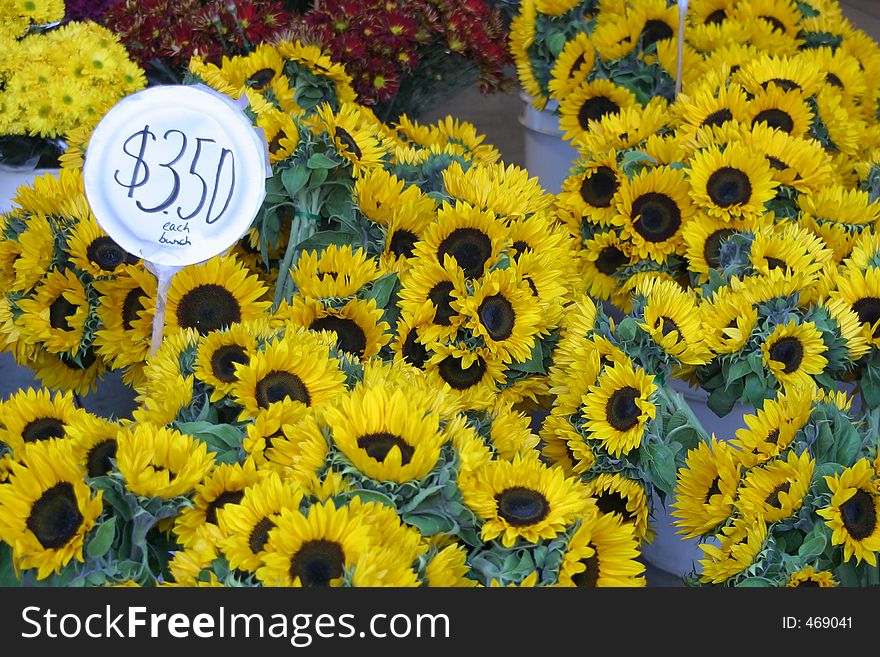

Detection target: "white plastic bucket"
[519, 91, 579, 194]
[640, 378, 752, 579]
[1, 167, 59, 214]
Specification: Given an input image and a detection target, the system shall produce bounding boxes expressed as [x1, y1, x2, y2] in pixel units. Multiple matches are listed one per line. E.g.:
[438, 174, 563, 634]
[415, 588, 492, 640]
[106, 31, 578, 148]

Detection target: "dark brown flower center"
[23, 417, 66, 443]
[596, 245, 628, 275]
[702, 108, 733, 128]
[26, 482, 83, 550]
[752, 109, 794, 133]
[437, 228, 493, 279]
[852, 297, 880, 338]
[605, 386, 642, 432]
[205, 490, 246, 525]
[512, 240, 530, 260]
[478, 294, 515, 341]
[641, 19, 674, 50]
[769, 336, 804, 374]
[569, 53, 587, 77]
[706, 9, 726, 24]
[632, 192, 682, 242]
[794, 579, 821, 587]
[310, 316, 367, 359]
[255, 370, 311, 408]
[655, 315, 680, 338]
[122, 287, 147, 331]
[496, 486, 550, 527]
[704, 476, 722, 504]
[249, 516, 275, 555]
[571, 544, 600, 587]
[766, 156, 790, 171]
[760, 15, 787, 33]
[437, 354, 487, 390]
[825, 72, 843, 88]
[595, 490, 635, 521]
[176, 284, 242, 335]
[388, 229, 419, 259]
[210, 344, 249, 384]
[86, 236, 134, 272]
[49, 295, 78, 331]
[290, 539, 345, 586]
[427, 281, 456, 326]
[86, 439, 117, 478]
[335, 127, 362, 160]
[704, 228, 734, 269]
[706, 167, 752, 207]
[762, 78, 800, 92]
[581, 166, 619, 208]
[401, 329, 428, 369]
[765, 481, 791, 508]
[765, 428, 781, 445]
[578, 96, 620, 130]
[246, 68, 276, 89]
[839, 489, 876, 541]
[764, 256, 788, 271]
[356, 432, 414, 466]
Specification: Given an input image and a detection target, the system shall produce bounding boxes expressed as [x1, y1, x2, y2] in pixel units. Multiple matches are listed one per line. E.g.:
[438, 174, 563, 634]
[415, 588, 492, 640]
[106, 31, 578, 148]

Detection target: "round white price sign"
[83, 85, 269, 267]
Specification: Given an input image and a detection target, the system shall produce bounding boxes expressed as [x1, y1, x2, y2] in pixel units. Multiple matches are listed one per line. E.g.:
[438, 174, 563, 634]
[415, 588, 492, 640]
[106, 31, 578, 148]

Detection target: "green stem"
[272, 191, 319, 308]
[657, 383, 710, 440]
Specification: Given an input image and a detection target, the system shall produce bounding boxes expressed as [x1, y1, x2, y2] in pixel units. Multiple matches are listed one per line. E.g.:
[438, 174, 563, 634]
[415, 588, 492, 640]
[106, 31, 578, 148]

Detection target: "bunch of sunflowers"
[0, 5, 145, 169]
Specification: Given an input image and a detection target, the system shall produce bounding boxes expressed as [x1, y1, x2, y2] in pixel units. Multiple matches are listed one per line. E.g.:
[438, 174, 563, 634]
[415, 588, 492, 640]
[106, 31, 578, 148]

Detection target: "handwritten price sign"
[84, 85, 269, 267]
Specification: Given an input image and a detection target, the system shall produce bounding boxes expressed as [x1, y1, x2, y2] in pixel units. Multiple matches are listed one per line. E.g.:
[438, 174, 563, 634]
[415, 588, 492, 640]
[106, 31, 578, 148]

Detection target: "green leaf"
[642, 442, 678, 497]
[798, 529, 827, 561]
[617, 317, 638, 342]
[546, 32, 567, 56]
[707, 387, 738, 417]
[295, 231, 361, 252]
[860, 359, 880, 409]
[87, 517, 117, 559]
[743, 375, 768, 406]
[281, 166, 309, 198]
[309, 166, 329, 188]
[307, 152, 339, 169]
[508, 340, 547, 374]
[834, 561, 860, 587]
[831, 422, 862, 465]
[364, 272, 398, 308]
[726, 359, 752, 382]
[0, 543, 21, 587]
[736, 577, 775, 587]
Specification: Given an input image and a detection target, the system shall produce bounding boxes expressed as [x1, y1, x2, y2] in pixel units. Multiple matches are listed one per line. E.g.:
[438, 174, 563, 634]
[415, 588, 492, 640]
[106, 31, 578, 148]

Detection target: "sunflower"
[424, 344, 508, 410]
[66, 216, 138, 278]
[673, 80, 750, 132]
[806, 45, 867, 106]
[540, 412, 590, 477]
[689, 0, 738, 26]
[173, 460, 264, 549]
[699, 517, 768, 584]
[224, 43, 285, 91]
[700, 287, 758, 355]
[744, 85, 813, 138]
[0, 440, 103, 579]
[748, 223, 832, 282]
[242, 400, 311, 468]
[256, 499, 417, 587]
[193, 323, 257, 402]
[115, 423, 214, 499]
[556, 512, 646, 587]
[614, 166, 694, 261]
[672, 437, 741, 539]
[817, 459, 880, 566]
[275, 40, 357, 105]
[800, 186, 880, 263]
[67, 413, 120, 479]
[256, 109, 300, 164]
[442, 160, 553, 220]
[166, 542, 220, 587]
[456, 267, 543, 364]
[231, 329, 347, 420]
[687, 143, 779, 220]
[286, 297, 390, 361]
[737, 450, 815, 523]
[93, 264, 156, 369]
[637, 277, 711, 365]
[423, 543, 477, 587]
[786, 566, 837, 588]
[740, 124, 834, 194]
[509, 0, 546, 109]
[683, 214, 755, 283]
[734, 0, 801, 39]
[324, 385, 446, 484]
[628, 0, 678, 53]
[535, 0, 580, 15]
[460, 454, 593, 548]
[165, 256, 269, 337]
[0, 388, 83, 456]
[585, 472, 652, 544]
[9, 212, 54, 293]
[761, 320, 828, 392]
[313, 102, 387, 174]
[812, 88, 864, 156]
[592, 11, 638, 62]
[582, 360, 657, 457]
[730, 387, 813, 468]
[548, 33, 596, 101]
[581, 231, 632, 300]
[412, 200, 505, 280]
[391, 311, 434, 371]
[292, 245, 379, 299]
[733, 52, 825, 97]
[558, 151, 623, 228]
[16, 269, 91, 356]
[558, 79, 637, 145]
[578, 100, 671, 155]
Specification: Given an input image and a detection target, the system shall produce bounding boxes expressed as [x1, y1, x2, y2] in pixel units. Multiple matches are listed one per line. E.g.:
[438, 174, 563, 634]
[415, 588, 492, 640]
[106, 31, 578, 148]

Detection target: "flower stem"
[272, 191, 319, 308]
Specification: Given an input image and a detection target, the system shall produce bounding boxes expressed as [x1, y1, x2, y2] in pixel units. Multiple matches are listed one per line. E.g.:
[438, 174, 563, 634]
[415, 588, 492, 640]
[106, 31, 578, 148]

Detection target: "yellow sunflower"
[231, 328, 347, 420]
[687, 143, 779, 220]
[748, 223, 832, 282]
[223, 43, 285, 91]
[761, 320, 828, 392]
[16, 269, 91, 355]
[193, 322, 257, 402]
[672, 437, 741, 539]
[286, 297, 390, 361]
[291, 245, 379, 299]
[0, 440, 103, 580]
[740, 124, 834, 194]
[548, 33, 596, 101]
[93, 265, 156, 369]
[423, 543, 478, 587]
[262, 409, 330, 485]
[673, 80, 750, 132]
[165, 255, 269, 337]
[832, 266, 880, 351]
[786, 566, 837, 588]
[256, 109, 300, 164]
[66, 216, 138, 278]
[807, 46, 868, 107]
[558, 151, 623, 228]
[509, 0, 546, 109]
[683, 213, 758, 283]
[732, 52, 825, 97]
[424, 344, 508, 410]
[582, 360, 657, 457]
[0, 387, 83, 456]
[585, 472, 653, 544]
[275, 40, 357, 104]
[582, 231, 632, 301]
[115, 423, 214, 499]
[9, 213, 54, 293]
[556, 511, 646, 587]
[325, 385, 446, 484]
[699, 517, 768, 584]
[242, 400, 311, 468]
[803, 187, 880, 264]
[540, 412, 593, 477]
[745, 84, 813, 138]
[637, 277, 711, 365]
[736, 450, 815, 523]
[558, 79, 637, 146]
[817, 459, 880, 566]
[730, 387, 813, 468]
[313, 102, 387, 175]
[67, 413, 120, 479]
[700, 287, 758, 355]
[460, 453, 593, 548]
